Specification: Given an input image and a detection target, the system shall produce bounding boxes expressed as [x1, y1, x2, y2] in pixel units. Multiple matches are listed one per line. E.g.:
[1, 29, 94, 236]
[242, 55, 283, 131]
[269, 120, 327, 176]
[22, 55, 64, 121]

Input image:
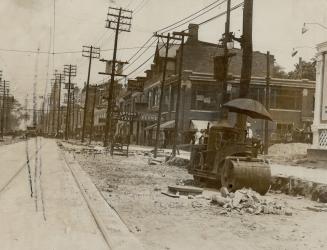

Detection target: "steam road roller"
[188, 98, 272, 195]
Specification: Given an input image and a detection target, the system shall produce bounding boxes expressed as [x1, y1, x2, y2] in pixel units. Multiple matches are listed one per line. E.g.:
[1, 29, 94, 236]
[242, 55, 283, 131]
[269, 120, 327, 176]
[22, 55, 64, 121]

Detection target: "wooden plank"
[168, 185, 203, 195]
[161, 191, 180, 198]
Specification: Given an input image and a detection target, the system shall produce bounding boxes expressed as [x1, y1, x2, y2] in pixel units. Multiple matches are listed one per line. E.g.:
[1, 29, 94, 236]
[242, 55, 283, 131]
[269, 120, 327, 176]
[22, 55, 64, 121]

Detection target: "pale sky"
[0, 0, 327, 108]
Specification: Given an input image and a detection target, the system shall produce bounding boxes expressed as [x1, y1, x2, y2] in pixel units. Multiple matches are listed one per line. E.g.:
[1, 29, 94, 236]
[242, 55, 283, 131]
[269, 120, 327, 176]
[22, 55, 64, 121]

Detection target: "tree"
[288, 58, 316, 81]
[272, 64, 288, 79]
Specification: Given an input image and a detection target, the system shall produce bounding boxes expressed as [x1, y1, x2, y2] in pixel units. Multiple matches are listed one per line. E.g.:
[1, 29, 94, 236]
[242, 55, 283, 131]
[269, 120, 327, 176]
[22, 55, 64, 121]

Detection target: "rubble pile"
[211, 188, 292, 216]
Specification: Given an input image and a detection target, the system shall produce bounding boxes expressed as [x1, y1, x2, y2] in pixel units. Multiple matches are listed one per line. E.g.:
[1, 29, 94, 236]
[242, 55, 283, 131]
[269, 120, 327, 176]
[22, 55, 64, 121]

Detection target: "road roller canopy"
[223, 98, 273, 121]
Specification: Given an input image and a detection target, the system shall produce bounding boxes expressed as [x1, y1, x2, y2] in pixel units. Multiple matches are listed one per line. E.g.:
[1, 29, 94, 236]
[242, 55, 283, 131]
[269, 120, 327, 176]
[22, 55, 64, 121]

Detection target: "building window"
[191, 84, 219, 111]
[248, 87, 265, 104]
[270, 88, 302, 110]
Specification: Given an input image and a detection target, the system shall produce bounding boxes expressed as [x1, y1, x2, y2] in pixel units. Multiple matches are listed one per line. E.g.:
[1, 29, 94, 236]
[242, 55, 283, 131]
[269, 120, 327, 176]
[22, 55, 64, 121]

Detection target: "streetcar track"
[38, 137, 47, 221]
[33, 137, 38, 211]
[59, 146, 112, 250]
[25, 139, 33, 197]
[0, 139, 47, 196]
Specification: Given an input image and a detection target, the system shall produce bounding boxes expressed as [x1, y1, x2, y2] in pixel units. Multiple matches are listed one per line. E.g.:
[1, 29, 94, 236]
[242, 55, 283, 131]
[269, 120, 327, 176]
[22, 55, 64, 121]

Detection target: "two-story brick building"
[101, 23, 315, 147]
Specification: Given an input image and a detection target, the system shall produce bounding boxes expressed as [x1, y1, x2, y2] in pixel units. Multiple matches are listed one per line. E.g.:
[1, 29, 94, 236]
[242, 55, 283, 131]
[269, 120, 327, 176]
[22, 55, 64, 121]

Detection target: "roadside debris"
[211, 188, 292, 216]
[306, 204, 327, 212]
[166, 156, 189, 167]
[148, 157, 163, 165]
[168, 185, 203, 196]
[161, 191, 180, 198]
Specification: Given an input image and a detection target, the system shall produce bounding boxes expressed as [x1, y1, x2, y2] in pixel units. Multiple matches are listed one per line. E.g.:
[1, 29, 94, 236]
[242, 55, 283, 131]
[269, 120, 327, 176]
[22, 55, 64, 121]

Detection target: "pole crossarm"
[102, 6, 133, 149]
[82, 46, 100, 58]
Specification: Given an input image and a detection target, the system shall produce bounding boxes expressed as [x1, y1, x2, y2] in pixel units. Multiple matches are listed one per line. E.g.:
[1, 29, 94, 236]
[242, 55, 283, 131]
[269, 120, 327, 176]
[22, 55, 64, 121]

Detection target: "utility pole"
[50, 79, 57, 135]
[89, 85, 97, 144]
[299, 57, 303, 79]
[81, 46, 100, 142]
[237, 0, 253, 136]
[71, 88, 75, 136]
[1, 80, 9, 139]
[54, 72, 63, 137]
[103, 6, 132, 148]
[264, 51, 270, 155]
[33, 47, 40, 127]
[171, 31, 189, 156]
[153, 33, 171, 158]
[221, 0, 232, 120]
[46, 95, 50, 135]
[64, 64, 77, 140]
[5, 89, 10, 132]
[24, 95, 28, 130]
[0, 70, 2, 138]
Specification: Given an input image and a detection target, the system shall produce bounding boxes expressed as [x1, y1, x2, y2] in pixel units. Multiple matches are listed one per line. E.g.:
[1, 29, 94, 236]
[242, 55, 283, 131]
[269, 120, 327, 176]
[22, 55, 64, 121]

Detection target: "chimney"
[188, 23, 199, 42]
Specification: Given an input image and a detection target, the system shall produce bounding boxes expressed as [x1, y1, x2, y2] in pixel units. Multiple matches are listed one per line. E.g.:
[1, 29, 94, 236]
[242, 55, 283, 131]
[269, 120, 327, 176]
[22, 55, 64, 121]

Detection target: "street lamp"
[302, 22, 327, 34]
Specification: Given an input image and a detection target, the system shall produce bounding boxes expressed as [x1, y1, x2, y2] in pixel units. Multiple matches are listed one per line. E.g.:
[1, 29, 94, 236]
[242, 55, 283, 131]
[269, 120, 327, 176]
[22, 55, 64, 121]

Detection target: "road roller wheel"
[221, 157, 271, 195]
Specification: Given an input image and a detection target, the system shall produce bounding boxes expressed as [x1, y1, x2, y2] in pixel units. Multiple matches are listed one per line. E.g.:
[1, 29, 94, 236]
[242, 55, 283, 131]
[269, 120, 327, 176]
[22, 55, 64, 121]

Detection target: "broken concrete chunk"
[211, 195, 230, 206]
[220, 187, 229, 198]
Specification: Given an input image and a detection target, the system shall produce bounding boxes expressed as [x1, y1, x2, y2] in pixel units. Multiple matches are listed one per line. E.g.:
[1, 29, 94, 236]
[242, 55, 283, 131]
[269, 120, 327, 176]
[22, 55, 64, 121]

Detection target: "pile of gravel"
[211, 188, 292, 216]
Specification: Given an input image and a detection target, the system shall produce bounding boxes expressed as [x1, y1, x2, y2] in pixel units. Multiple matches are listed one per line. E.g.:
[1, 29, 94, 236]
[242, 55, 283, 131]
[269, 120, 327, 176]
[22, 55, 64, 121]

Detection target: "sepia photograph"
[0, 0, 326, 249]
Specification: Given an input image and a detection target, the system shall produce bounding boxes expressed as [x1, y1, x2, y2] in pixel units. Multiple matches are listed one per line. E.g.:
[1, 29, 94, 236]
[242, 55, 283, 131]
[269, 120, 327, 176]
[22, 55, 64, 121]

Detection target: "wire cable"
[163, 0, 228, 33]
[156, 0, 226, 33]
[124, 39, 158, 71]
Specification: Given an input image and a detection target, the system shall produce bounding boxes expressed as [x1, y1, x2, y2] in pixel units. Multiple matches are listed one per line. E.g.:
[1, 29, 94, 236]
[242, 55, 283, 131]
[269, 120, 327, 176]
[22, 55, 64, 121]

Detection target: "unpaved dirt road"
[0, 138, 110, 250]
[66, 143, 327, 250]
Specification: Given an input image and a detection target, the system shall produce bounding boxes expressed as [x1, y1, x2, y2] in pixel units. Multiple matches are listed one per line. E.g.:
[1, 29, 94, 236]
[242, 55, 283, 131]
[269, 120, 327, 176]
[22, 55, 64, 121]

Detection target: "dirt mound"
[269, 143, 309, 156]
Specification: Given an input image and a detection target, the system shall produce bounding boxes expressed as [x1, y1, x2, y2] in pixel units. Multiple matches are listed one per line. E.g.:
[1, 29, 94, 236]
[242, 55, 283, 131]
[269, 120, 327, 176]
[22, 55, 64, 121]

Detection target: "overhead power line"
[124, 0, 231, 73]
[125, 2, 244, 78]
[126, 40, 176, 77]
[163, 0, 228, 33]
[124, 0, 227, 70]
[156, 0, 226, 33]
[124, 38, 158, 71]
[194, 2, 244, 28]
[0, 45, 158, 55]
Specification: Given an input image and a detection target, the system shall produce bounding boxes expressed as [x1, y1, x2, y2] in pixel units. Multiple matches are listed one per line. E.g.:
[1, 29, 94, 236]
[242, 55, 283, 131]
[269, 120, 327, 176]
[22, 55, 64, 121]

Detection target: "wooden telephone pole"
[81, 46, 100, 142]
[0, 80, 9, 139]
[54, 72, 63, 137]
[264, 51, 270, 154]
[103, 7, 132, 148]
[64, 64, 77, 140]
[171, 31, 189, 157]
[153, 33, 171, 158]
[89, 85, 97, 144]
[221, 0, 232, 120]
[50, 78, 57, 135]
[237, 0, 253, 135]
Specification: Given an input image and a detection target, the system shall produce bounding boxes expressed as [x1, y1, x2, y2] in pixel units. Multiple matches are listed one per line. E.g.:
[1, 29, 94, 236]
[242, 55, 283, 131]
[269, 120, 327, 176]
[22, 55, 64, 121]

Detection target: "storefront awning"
[145, 120, 175, 130]
[190, 120, 218, 131]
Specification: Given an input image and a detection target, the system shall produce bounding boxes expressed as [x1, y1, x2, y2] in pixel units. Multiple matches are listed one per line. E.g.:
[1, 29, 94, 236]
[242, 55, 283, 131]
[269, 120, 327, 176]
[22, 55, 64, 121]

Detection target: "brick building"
[102, 23, 315, 146]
